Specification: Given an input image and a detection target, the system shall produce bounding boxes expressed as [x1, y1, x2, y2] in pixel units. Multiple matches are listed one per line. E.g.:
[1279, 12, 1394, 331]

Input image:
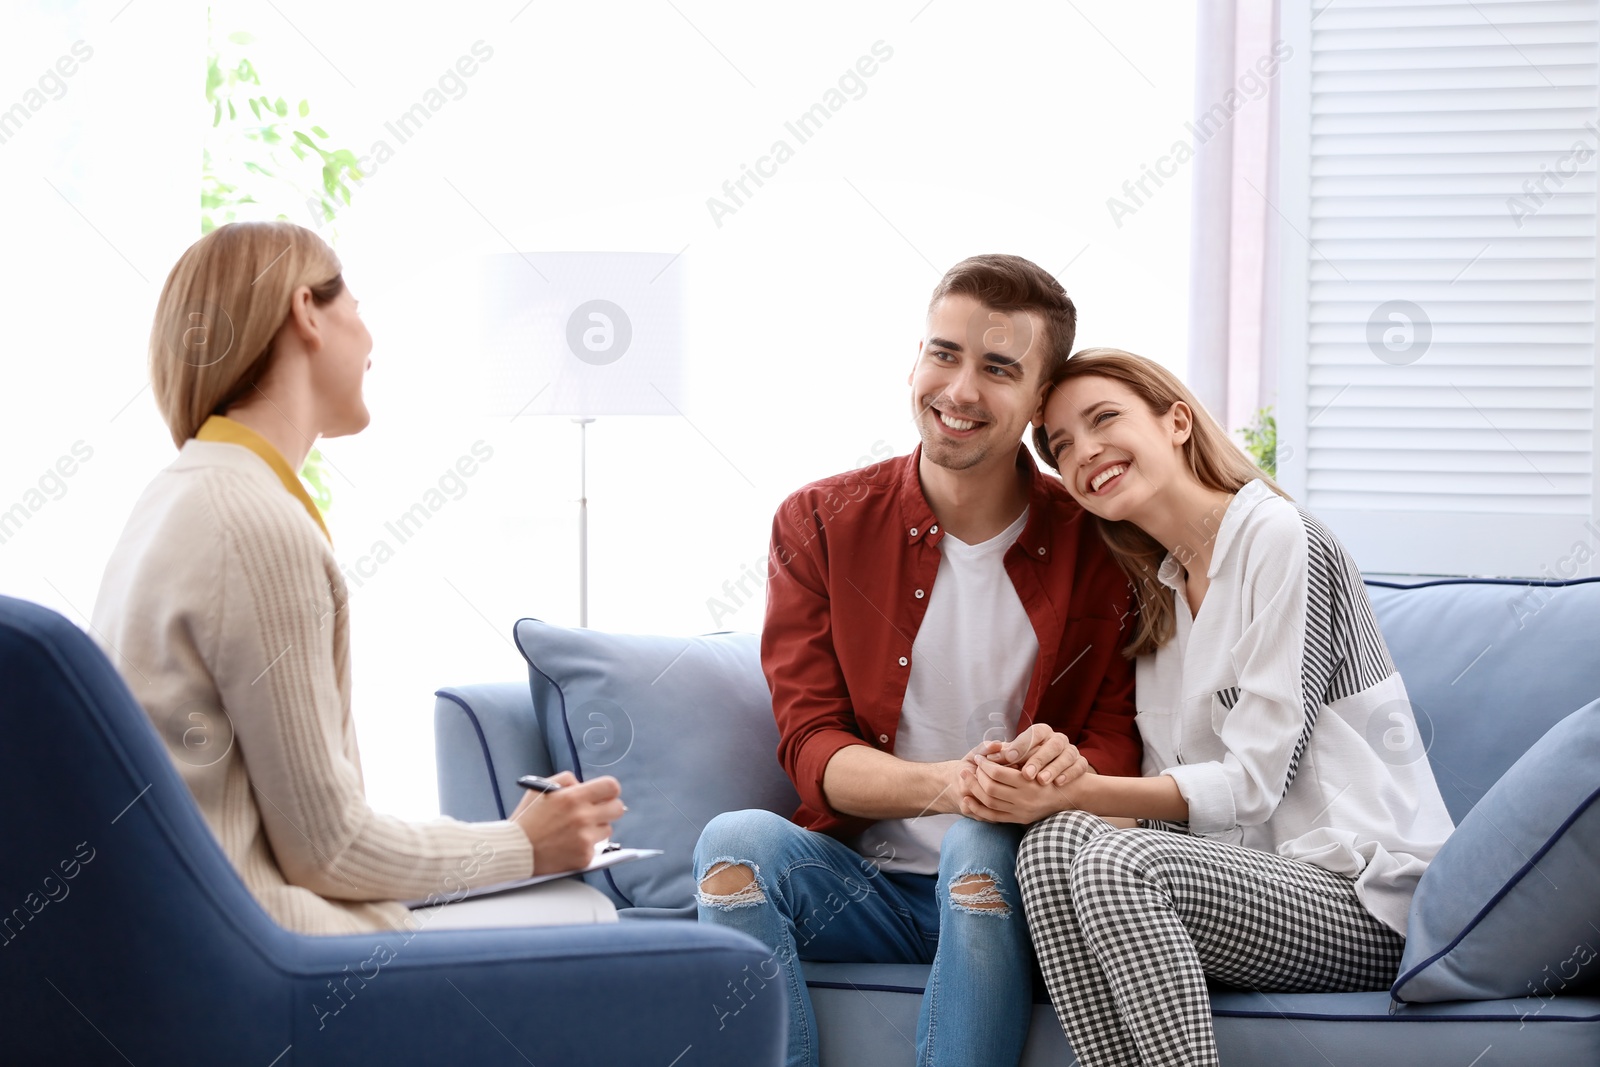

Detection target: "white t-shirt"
[856, 507, 1039, 875]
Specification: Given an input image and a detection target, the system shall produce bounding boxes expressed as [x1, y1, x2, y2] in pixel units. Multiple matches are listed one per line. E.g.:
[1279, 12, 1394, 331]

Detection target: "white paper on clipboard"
[402, 846, 663, 908]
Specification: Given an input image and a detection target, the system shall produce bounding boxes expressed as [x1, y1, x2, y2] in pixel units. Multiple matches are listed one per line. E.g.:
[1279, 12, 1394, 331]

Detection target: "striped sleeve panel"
[1284, 509, 1396, 796]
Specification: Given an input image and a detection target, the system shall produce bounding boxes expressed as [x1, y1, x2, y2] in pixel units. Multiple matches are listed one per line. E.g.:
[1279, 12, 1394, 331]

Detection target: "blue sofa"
[436, 576, 1600, 1065]
[0, 595, 785, 1067]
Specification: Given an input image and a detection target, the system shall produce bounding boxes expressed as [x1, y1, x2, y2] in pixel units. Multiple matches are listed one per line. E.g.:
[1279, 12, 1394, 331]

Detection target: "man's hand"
[510, 772, 626, 875]
[958, 741, 1095, 824]
[821, 746, 970, 819]
[973, 724, 1092, 786]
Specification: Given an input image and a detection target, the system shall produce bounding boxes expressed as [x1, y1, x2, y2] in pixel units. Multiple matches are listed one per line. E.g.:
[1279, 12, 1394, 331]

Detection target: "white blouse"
[1135, 479, 1455, 934]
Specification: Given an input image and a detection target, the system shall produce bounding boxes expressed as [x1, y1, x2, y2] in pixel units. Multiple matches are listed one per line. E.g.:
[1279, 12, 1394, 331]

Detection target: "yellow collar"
[195, 415, 332, 545]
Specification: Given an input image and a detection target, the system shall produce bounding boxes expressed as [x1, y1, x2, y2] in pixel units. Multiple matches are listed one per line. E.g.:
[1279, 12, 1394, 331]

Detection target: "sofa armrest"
[434, 682, 554, 822]
[287, 920, 784, 1065]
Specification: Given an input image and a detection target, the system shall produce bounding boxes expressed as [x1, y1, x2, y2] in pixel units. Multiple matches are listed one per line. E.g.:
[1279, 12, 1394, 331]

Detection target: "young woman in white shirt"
[957, 348, 1454, 1066]
[93, 221, 623, 935]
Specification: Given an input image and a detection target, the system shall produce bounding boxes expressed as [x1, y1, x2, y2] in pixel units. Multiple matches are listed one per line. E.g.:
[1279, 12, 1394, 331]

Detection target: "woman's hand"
[958, 746, 1095, 824]
[972, 725, 1091, 786]
[510, 771, 626, 874]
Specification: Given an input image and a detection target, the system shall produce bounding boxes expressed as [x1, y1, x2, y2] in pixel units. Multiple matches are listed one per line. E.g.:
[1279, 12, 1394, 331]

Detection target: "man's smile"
[930, 405, 990, 438]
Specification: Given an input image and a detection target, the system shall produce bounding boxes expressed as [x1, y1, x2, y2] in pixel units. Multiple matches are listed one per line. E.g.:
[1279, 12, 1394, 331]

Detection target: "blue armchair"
[0, 595, 784, 1066]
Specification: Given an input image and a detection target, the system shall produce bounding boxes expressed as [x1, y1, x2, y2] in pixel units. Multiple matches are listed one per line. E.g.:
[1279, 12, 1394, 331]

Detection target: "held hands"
[956, 724, 1095, 824]
[510, 771, 626, 875]
[987, 724, 1087, 785]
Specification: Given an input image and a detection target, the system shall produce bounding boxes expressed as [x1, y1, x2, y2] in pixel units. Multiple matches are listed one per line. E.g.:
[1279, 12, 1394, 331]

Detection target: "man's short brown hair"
[926, 254, 1077, 383]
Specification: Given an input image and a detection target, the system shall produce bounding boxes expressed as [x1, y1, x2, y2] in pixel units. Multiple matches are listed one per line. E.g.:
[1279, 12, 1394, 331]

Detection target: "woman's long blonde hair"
[1033, 347, 1292, 658]
[148, 221, 343, 448]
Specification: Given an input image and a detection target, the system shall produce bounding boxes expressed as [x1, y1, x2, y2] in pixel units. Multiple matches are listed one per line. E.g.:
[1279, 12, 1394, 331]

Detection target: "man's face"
[910, 293, 1047, 472]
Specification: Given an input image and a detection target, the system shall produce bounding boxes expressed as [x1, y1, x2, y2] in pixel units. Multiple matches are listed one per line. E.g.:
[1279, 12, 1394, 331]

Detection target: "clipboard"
[403, 846, 663, 908]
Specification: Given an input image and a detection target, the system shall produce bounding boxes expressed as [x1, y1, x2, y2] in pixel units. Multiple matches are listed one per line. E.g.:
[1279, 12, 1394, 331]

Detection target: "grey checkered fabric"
[1017, 811, 1405, 1067]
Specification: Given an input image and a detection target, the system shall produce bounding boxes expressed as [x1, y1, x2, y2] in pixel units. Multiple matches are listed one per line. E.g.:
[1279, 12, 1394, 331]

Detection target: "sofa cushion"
[513, 619, 800, 911]
[1392, 696, 1600, 1003]
[802, 962, 1600, 1067]
[1364, 577, 1600, 823]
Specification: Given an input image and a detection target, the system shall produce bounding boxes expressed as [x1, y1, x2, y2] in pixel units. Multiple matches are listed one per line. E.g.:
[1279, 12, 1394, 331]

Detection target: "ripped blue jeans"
[693, 809, 1033, 1067]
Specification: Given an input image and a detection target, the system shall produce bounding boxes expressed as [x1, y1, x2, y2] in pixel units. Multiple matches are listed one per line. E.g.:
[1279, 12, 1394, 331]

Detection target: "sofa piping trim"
[1210, 1007, 1600, 1023]
[1364, 576, 1600, 591]
[802, 982, 1600, 1023]
[434, 689, 508, 821]
[805, 980, 1051, 1005]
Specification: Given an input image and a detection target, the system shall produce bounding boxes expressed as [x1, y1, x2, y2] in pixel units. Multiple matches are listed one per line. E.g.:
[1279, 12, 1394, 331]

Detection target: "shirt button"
[914, 589, 925, 599]
[910, 527, 919, 537]
[929, 525, 938, 534]
[1037, 547, 1046, 556]
[878, 734, 890, 744]
[898, 656, 908, 666]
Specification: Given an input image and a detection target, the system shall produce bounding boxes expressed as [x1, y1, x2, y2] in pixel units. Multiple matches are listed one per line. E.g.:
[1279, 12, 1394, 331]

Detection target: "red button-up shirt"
[762, 443, 1142, 838]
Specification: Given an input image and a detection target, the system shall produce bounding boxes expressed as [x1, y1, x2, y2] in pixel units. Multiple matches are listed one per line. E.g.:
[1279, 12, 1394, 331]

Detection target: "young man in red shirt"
[694, 254, 1140, 1067]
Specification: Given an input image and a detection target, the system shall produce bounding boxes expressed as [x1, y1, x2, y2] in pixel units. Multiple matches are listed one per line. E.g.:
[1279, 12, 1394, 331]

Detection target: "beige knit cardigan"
[90, 418, 532, 935]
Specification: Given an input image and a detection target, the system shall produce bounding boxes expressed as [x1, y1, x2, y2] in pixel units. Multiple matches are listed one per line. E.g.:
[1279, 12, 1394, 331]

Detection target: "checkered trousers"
[1016, 811, 1405, 1067]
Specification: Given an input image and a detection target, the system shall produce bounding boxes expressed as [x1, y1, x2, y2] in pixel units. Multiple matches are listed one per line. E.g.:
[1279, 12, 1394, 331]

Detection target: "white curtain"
[1186, 0, 1281, 437]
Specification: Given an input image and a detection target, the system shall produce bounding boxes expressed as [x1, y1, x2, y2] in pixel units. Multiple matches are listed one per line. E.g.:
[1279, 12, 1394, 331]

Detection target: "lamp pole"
[574, 416, 595, 627]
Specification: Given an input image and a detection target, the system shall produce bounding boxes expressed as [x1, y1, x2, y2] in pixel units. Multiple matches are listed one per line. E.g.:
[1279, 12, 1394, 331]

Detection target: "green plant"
[1238, 405, 1277, 478]
[201, 25, 364, 236]
[202, 15, 361, 516]
[300, 448, 335, 514]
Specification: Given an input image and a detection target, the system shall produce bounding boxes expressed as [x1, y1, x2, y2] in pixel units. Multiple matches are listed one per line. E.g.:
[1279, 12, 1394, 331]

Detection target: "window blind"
[1278, 0, 1600, 576]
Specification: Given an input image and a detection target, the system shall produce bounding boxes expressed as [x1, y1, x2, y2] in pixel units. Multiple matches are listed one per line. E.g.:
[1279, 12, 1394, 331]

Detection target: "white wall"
[0, 1, 1196, 818]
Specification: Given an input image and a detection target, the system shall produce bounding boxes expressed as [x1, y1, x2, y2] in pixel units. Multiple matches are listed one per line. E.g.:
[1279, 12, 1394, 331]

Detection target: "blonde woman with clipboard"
[92, 221, 622, 935]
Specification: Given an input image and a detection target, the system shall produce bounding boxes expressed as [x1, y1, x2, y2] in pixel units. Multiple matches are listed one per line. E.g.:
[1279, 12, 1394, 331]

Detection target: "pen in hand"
[517, 775, 622, 852]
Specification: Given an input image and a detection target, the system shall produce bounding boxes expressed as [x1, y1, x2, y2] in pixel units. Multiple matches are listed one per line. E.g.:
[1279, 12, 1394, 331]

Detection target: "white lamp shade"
[472, 250, 687, 417]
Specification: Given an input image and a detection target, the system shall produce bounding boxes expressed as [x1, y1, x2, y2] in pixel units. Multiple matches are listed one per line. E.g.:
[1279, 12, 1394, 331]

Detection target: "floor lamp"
[574, 415, 594, 627]
[475, 251, 686, 628]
